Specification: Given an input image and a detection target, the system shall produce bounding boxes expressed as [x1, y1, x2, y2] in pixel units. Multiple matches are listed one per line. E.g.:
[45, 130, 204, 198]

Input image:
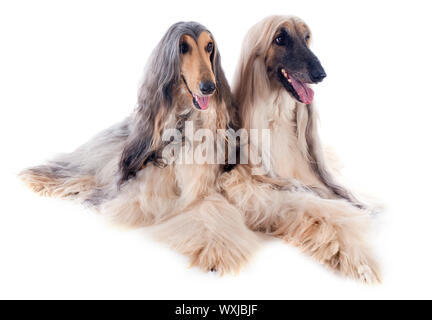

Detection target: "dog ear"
[211, 44, 229, 100]
[118, 25, 182, 185]
[298, 103, 366, 209]
[119, 104, 170, 184]
[119, 110, 156, 184]
[211, 42, 240, 129]
[209, 41, 242, 171]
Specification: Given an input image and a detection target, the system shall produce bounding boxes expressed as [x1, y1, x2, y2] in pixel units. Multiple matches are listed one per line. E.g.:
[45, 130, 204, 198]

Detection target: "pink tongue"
[289, 76, 314, 104]
[196, 96, 210, 110]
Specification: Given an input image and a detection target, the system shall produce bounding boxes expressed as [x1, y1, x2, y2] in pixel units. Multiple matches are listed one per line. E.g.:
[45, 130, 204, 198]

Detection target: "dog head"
[265, 18, 326, 104]
[237, 16, 326, 105]
[138, 22, 226, 113]
[119, 22, 233, 183]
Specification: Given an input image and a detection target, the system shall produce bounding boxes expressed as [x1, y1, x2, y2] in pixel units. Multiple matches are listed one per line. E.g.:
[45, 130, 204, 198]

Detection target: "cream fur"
[219, 15, 381, 283]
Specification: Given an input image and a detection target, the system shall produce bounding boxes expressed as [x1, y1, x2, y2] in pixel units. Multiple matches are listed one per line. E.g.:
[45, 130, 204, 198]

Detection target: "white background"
[1, 0, 431, 299]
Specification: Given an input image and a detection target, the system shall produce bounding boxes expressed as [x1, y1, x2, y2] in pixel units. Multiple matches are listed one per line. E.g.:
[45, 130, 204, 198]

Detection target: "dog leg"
[220, 169, 380, 283]
[271, 193, 380, 284]
[152, 193, 260, 275]
[19, 167, 96, 199]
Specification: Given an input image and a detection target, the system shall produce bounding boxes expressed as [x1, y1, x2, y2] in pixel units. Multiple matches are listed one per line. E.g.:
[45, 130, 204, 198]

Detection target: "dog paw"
[325, 248, 381, 284]
[189, 242, 251, 275]
[19, 170, 54, 196]
[356, 264, 376, 283]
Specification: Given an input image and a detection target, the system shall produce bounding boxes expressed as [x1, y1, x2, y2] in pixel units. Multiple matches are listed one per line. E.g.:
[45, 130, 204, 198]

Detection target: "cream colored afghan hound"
[218, 16, 381, 283]
[20, 22, 260, 274]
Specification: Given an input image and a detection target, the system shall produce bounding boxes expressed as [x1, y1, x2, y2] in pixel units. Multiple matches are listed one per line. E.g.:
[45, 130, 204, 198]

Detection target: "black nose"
[310, 67, 327, 83]
[199, 81, 216, 95]
[308, 56, 327, 83]
[310, 70, 327, 83]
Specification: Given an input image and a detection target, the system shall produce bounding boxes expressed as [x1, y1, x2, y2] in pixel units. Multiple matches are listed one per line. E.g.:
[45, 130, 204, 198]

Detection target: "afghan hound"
[20, 22, 260, 274]
[218, 16, 381, 283]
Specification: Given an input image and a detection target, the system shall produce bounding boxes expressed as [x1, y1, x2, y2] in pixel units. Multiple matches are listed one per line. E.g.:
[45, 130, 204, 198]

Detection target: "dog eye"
[206, 42, 213, 53]
[180, 42, 189, 54]
[305, 34, 311, 42]
[274, 34, 286, 46]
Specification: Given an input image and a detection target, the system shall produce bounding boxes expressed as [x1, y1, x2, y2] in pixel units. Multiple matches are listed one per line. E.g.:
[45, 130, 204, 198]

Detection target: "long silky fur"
[20, 22, 259, 274]
[233, 15, 361, 205]
[219, 15, 381, 283]
[302, 103, 365, 208]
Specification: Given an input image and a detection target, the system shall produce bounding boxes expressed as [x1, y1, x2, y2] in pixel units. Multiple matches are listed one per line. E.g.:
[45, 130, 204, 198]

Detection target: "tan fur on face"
[265, 21, 311, 85]
[180, 32, 216, 95]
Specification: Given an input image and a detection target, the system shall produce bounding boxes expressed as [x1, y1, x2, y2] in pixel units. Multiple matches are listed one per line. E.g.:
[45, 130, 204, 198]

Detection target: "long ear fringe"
[212, 40, 239, 131]
[118, 111, 159, 184]
[304, 103, 366, 209]
[118, 24, 183, 184]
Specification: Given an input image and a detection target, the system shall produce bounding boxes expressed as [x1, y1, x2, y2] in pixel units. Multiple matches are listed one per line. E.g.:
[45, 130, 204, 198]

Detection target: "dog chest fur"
[250, 89, 326, 189]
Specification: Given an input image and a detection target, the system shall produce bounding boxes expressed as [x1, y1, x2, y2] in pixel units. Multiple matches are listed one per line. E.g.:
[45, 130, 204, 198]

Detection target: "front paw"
[189, 242, 251, 275]
[326, 246, 381, 284]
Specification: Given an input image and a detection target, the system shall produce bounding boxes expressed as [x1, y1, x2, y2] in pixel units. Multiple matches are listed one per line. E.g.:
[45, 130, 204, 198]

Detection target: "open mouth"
[182, 76, 211, 110]
[278, 68, 314, 104]
[192, 94, 210, 110]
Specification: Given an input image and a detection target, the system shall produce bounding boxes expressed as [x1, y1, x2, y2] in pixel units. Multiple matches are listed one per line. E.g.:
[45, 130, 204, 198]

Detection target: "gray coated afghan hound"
[20, 22, 260, 274]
